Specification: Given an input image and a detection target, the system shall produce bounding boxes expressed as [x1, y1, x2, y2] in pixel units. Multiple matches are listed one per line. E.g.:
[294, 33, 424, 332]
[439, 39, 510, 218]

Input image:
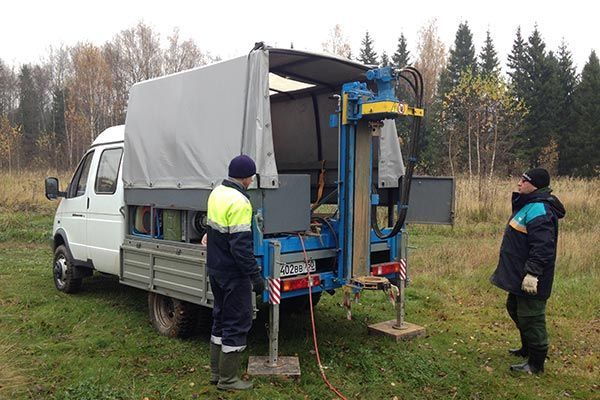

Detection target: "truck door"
[61, 150, 95, 262]
[86, 147, 124, 275]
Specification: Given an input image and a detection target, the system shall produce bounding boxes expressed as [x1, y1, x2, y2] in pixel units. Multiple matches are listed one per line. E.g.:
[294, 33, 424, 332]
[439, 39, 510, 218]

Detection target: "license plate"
[280, 259, 316, 277]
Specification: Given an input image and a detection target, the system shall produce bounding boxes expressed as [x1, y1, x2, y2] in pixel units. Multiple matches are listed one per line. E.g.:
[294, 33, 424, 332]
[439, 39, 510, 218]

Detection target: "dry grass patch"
[0, 332, 29, 397]
[0, 170, 69, 213]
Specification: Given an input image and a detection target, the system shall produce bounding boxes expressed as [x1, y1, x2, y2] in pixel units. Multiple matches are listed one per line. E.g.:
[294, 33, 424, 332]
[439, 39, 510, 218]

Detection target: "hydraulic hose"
[372, 67, 424, 239]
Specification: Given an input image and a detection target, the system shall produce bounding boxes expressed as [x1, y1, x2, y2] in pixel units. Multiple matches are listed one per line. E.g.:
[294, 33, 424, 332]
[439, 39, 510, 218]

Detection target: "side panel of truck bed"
[120, 237, 213, 307]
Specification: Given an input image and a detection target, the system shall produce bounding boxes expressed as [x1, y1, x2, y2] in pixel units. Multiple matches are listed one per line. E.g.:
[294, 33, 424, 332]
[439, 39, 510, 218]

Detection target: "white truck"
[45, 46, 454, 343]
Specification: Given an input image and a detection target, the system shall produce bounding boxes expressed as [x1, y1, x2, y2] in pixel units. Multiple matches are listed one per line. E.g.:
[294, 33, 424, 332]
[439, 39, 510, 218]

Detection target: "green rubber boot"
[209, 343, 221, 385]
[217, 351, 253, 391]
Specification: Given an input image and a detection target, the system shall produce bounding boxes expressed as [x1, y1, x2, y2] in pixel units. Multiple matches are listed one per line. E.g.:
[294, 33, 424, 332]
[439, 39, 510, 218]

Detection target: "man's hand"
[250, 273, 265, 294]
[521, 273, 538, 295]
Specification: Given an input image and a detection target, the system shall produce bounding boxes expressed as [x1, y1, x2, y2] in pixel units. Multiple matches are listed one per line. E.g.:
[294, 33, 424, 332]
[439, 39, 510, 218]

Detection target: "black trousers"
[506, 293, 548, 363]
[209, 274, 253, 351]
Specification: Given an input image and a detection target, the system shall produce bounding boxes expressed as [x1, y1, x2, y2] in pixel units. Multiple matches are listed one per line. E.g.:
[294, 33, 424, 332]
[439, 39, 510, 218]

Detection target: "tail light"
[371, 262, 400, 276]
[281, 275, 321, 292]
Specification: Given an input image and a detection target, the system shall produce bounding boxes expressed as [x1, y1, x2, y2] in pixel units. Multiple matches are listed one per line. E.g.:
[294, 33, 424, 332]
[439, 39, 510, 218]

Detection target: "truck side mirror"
[45, 177, 66, 200]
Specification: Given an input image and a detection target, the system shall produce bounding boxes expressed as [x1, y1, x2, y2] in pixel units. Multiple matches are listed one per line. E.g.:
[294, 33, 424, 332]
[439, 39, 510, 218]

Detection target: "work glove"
[521, 273, 538, 295]
[250, 272, 265, 294]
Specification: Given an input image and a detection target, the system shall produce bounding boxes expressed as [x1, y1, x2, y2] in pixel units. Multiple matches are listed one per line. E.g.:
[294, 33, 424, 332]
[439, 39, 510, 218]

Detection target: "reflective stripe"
[222, 344, 246, 353]
[211, 335, 222, 345]
[207, 219, 251, 234]
[207, 219, 229, 234]
[229, 224, 251, 233]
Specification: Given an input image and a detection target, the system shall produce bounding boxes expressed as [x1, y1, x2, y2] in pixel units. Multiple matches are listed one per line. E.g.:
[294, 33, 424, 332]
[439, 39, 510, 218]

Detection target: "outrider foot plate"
[247, 356, 301, 377]
[368, 320, 426, 342]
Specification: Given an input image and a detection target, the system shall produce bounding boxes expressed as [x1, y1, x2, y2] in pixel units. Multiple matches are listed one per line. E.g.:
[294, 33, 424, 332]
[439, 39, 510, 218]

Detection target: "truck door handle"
[72, 213, 85, 217]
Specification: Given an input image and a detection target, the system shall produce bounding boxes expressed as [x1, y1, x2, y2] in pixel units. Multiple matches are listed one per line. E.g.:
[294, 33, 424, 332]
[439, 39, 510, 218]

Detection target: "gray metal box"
[261, 174, 310, 234]
[406, 176, 455, 225]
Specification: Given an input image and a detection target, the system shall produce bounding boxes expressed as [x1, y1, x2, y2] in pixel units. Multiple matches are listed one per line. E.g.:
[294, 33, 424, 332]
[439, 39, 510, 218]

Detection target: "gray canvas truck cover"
[123, 47, 404, 190]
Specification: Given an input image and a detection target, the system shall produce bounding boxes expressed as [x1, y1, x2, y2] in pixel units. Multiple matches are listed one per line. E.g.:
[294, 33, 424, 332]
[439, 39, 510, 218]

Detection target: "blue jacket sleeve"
[525, 215, 556, 276]
[229, 231, 260, 276]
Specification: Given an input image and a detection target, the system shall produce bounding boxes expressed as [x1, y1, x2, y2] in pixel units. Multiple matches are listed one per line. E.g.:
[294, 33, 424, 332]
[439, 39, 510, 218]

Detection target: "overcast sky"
[2, 0, 597, 74]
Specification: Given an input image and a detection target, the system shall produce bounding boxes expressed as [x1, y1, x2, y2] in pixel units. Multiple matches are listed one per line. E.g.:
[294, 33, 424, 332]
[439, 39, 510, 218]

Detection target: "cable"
[311, 216, 338, 269]
[298, 233, 348, 400]
[371, 67, 424, 239]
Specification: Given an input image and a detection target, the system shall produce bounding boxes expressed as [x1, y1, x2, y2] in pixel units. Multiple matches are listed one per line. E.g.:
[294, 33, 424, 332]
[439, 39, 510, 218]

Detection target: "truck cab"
[46, 125, 125, 291]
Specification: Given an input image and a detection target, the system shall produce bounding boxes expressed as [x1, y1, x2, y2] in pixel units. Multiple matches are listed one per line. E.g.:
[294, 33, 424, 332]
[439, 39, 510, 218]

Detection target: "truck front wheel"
[148, 293, 198, 338]
[53, 245, 82, 293]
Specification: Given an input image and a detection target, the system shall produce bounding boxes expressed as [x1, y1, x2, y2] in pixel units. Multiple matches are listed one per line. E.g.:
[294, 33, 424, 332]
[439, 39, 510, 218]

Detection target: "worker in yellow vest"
[206, 155, 264, 391]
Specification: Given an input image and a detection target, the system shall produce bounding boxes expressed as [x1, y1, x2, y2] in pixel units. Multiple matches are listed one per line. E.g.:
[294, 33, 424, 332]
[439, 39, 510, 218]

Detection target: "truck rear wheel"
[148, 293, 198, 338]
[53, 245, 82, 293]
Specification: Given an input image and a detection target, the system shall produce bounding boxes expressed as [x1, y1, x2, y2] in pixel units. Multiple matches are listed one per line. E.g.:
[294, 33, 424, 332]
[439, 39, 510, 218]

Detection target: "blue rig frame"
[253, 66, 405, 304]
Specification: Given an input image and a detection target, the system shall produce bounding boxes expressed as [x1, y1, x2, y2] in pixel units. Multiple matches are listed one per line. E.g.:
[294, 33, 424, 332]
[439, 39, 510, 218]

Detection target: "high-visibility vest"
[207, 184, 252, 234]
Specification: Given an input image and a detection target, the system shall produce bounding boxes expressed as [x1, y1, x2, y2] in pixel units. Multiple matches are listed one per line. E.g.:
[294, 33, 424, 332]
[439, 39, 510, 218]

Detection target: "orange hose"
[298, 233, 348, 400]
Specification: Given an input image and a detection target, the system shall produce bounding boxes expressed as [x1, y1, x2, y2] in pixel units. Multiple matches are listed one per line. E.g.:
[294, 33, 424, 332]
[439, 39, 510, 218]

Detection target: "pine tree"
[507, 27, 528, 101]
[520, 27, 563, 166]
[565, 51, 600, 176]
[18, 64, 43, 161]
[442, 21, 477, 96]
[380, 51, 390, 67]
[556, 40, 578, 174]
[359, 31, 378, 65]
[392, 33, 410, 68]
[51, 87, 67, 146]
[391, 34, 412, 160]
[479, 30, 499, 78]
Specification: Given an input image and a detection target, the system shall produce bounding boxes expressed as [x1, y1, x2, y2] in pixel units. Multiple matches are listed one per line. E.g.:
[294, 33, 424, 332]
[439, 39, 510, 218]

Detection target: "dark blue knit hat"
[522, 168, 550, 189]
[228, 155, 256, 178]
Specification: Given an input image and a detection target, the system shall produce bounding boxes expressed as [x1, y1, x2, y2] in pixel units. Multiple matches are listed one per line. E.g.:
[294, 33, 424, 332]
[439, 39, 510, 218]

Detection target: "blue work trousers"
[209, 274, 253, 352]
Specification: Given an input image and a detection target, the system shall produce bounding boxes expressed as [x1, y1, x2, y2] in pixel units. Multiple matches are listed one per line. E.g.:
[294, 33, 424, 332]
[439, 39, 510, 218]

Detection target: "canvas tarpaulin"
[123, 50, 277, 190]
[123, 48, 405, 191]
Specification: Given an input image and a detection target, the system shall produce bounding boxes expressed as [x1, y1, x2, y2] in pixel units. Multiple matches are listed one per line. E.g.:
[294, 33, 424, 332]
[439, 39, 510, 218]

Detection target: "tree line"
[327, 22, 599, 178]
[0, 22, 216, 172]
[0, 21, 598, 178]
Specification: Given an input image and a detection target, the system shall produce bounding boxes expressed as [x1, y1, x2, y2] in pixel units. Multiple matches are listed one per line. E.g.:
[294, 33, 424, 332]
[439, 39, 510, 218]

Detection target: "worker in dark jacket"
[206, 155, 264, 391]
[491, 168, 565, 374]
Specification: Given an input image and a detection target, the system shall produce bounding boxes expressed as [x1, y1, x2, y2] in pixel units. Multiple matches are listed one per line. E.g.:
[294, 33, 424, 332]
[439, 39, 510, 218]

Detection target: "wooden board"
[368, 320, 426, 342]
[352, 121, 372, 278]
[247, 356, 301, 377]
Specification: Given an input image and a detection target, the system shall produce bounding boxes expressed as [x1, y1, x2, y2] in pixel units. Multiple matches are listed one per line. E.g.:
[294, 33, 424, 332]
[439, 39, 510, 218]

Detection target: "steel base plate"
[368, 320, 426, 342]
[247, 356, 301, 377]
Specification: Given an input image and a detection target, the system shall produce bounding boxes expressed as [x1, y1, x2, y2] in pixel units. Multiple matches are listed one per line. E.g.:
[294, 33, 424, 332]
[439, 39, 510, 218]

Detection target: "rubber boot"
[509, 331, 529, 357]
[209, 343, 221, 385]
[510, 349, 545, 375]
[217, 351, 253, 391]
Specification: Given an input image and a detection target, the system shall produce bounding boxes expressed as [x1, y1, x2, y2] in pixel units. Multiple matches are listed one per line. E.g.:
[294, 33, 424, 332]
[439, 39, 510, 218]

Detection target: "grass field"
[0, 172, 598, 399]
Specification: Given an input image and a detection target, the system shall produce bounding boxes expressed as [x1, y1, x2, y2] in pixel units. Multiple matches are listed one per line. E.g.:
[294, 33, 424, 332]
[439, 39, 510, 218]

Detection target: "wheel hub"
[155, 296, 175, 327]
[54, 256, 68, 286]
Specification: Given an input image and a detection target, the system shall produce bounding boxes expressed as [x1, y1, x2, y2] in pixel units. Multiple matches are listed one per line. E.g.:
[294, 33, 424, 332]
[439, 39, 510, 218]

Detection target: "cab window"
[95, 148, 123, 194]
[67, 151, 95, 198]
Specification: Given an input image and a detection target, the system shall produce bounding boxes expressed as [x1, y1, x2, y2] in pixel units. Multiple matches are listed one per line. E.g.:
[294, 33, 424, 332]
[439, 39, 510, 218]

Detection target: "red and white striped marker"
[399, 258, 407, 281]
[268, 278, 281, 305]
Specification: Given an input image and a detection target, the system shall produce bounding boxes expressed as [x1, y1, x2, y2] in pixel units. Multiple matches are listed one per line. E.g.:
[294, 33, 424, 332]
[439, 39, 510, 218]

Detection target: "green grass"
[1, 208, 599, 399]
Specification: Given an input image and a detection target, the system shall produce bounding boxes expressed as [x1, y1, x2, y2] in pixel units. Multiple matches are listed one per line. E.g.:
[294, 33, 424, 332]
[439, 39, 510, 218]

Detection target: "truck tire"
[148, 293, 198, 338]
[53, 245, 82, 293]
[281, 292, 322, 315]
